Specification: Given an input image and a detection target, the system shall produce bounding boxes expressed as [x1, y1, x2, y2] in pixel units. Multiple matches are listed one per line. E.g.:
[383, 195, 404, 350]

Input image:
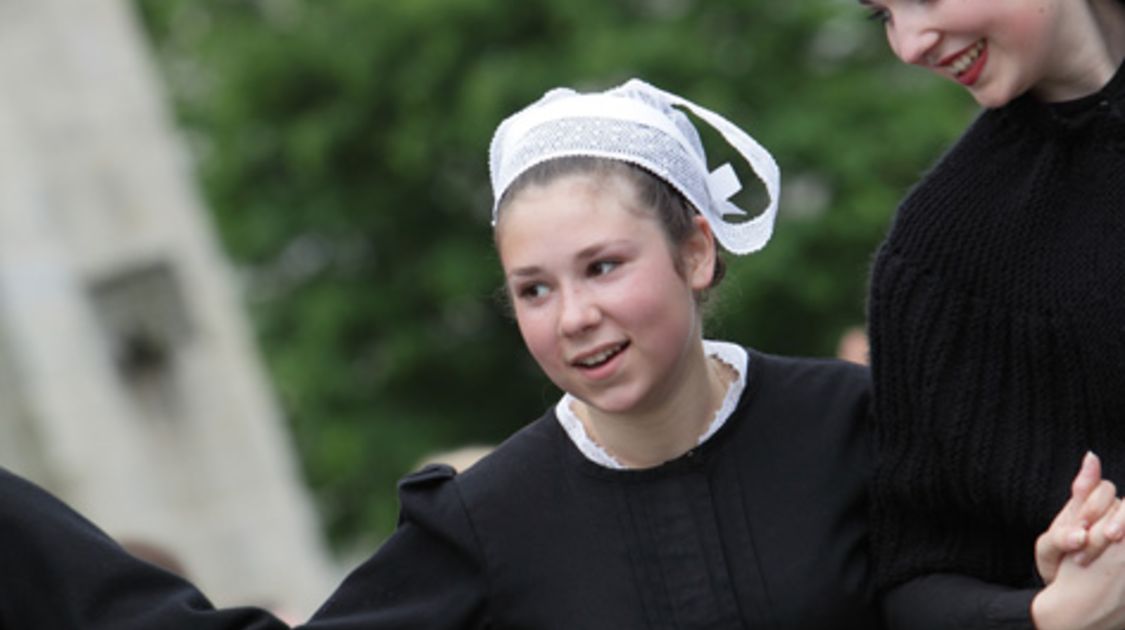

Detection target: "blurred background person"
[836, 325, 869, 366]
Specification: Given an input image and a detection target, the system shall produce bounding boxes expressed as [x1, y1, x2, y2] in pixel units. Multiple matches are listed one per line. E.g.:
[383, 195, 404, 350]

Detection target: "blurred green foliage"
[133, 0, 977, 549]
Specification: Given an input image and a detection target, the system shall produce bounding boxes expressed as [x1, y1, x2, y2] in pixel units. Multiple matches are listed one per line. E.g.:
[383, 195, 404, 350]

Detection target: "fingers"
[1055, 452, 1103, 529]
[1072, 452, 1125, 544]
[1071, 451, 1102, 505]
[1078, 478, 1119, 531]
[1105, 499, 1125, 543]
[1078, 497, 1125, 567]
[1070, 479, 1118, 568]
[1048, 452, 1105, 536]
[1037, 520, 1088, 584]
[1035, 452, 1108, 583]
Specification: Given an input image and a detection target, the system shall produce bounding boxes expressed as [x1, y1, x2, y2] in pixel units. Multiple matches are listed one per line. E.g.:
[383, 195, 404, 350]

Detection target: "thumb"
[1071, 451, 1102, 507]
[1035, 452, 1101, 584]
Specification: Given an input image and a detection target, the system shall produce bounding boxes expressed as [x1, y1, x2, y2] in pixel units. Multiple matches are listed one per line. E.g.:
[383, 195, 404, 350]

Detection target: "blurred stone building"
[0, 0, 336, 617]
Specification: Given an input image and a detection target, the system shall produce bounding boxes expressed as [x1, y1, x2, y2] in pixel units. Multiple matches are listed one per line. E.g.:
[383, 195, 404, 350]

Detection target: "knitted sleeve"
[882, 574, 1036, 629]
[867, 242, 1046, 591]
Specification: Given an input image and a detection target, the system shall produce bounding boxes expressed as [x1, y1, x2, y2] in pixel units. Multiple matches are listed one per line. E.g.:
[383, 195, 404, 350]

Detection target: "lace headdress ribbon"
[488, 78, 781, 255]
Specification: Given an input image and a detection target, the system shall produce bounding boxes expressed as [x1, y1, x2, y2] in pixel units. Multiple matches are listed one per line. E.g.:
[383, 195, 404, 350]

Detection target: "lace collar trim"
[554, 340, 748, 470]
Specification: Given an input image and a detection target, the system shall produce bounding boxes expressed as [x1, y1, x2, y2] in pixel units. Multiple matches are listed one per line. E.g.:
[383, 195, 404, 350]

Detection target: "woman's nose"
[887, 14, 940, 66]
[558, 285, 600, 336]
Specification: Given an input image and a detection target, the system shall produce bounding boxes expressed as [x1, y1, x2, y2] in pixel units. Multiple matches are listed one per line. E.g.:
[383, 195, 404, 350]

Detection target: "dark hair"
[495, 156, 727, 298]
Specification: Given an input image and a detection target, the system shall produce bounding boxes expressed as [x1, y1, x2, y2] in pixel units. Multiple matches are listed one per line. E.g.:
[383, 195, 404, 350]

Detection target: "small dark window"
[89, 261, 193, 420]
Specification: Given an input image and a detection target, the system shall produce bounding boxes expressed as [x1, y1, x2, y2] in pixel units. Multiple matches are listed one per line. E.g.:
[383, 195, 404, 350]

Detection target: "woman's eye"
[589, 260, 620, 276]
[517, 283, 549, 300]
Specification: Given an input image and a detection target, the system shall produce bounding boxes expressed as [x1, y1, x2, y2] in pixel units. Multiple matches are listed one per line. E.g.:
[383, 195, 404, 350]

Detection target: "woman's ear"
[682, 215, 718, 290]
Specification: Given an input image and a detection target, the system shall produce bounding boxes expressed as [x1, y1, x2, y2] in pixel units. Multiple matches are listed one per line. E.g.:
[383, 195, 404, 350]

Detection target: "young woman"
[300, 78, 882, 628]
[858, 0, 1125, 627]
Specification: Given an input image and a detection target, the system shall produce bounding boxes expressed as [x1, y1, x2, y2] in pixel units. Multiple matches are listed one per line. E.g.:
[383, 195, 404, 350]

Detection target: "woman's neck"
[573, 342, 734, 469]
[1035, 0, 1125, 101]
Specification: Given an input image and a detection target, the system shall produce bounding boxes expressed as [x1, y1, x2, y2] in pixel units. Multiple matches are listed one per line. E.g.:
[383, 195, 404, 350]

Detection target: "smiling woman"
[299, 78, 883, 628]
[858, 0, 1125, 628]
[860, 0, 1125, 105]
[289, 78, 872, 627]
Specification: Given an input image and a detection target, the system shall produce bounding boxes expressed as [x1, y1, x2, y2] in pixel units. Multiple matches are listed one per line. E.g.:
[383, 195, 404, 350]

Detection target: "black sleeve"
[882, 574, 1037, 630]
[0, 467, 287, 630]
[299, 465, 488, 630]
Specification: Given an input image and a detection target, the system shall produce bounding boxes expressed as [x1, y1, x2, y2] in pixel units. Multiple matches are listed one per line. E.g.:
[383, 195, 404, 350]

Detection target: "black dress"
[302, 348, 881, 629]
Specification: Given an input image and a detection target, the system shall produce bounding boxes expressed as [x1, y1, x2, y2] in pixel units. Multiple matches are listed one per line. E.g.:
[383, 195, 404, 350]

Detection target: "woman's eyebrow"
[506, 265, 543, 280]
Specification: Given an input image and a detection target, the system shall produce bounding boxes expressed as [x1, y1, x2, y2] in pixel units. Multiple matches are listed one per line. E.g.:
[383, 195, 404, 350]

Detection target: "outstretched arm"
[0, 467, 287, 630]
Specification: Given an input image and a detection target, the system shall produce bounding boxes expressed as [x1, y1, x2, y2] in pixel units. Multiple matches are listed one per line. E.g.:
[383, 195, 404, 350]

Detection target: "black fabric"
[0, 467, 287, 630]
[0, 349, 879, 629]
[882, 575, 1036, 630]
[303, 349, 881, 629]
[867, 58, 1125, 608]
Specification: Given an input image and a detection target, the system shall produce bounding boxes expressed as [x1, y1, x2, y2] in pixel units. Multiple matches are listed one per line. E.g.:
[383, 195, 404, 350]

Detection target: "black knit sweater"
[868, 62, 1125, 593]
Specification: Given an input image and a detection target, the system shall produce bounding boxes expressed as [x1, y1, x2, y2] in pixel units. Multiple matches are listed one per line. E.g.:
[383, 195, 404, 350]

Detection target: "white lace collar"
[554, 340, 748, 469]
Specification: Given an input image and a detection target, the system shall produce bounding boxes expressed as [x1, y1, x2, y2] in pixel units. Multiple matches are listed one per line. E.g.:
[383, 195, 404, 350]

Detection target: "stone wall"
[0, 0, 337, 617]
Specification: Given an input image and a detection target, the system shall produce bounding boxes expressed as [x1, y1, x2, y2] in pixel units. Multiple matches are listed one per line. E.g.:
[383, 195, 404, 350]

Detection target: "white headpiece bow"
[488, 78, 781, 255]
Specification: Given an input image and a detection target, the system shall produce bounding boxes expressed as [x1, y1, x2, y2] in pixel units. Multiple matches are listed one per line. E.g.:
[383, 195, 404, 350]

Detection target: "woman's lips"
[941, 40, 987, 86]
[571, 341, 629, 379]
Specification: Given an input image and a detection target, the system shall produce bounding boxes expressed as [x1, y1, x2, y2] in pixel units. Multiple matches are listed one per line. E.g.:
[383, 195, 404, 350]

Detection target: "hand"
[1031, 540, 1125, 630]
[1036, 452, 1125, 584]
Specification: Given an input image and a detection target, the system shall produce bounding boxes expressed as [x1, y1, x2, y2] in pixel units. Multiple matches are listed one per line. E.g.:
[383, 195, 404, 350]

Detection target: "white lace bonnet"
[488, 78, 780, 255]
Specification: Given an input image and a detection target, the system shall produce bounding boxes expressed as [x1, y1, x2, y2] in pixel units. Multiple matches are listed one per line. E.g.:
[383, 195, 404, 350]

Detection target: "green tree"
[135, 0, 977, 548]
